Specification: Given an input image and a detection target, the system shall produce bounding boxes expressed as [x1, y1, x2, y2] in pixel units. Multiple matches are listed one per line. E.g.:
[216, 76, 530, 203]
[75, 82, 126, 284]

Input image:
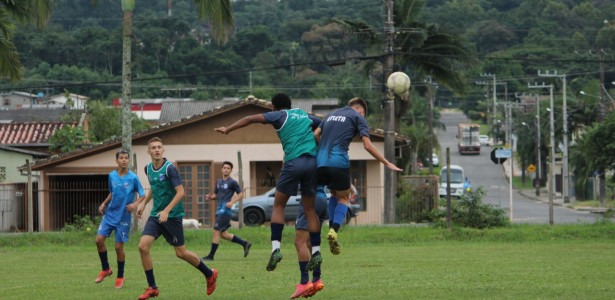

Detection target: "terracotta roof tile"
[0, 122, 76, 145]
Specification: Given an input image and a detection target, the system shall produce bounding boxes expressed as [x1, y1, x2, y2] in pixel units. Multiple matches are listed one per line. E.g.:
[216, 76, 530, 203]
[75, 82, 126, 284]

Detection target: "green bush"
[396, 184, 435, 223]
[430, 187, 509, 229]
[61, 214, 101, 232]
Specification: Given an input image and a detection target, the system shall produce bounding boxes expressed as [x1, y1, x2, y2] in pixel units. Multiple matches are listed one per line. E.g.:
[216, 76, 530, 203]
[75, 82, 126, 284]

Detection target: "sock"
[328, 197, 338, 228]
[271, 223, 284, 241]
[117, 261, 125, 278]
[312, 246, 321, 254]
[232, 235, 247, 247]
[309, 231, 321, 247]
[272, 240, 281, 252]
[208, 243, 219, 258]
[145, 269, 157, 289]
[299, 261, 309, 284]
[312, 266, 321, 282]
[197, 260, 213, 278]
[332, 203, 348, 232]
[98, 251, 110, 271]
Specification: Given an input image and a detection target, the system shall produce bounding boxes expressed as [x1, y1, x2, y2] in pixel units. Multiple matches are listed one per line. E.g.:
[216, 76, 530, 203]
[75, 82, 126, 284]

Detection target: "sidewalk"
[501, 156, 567, 207]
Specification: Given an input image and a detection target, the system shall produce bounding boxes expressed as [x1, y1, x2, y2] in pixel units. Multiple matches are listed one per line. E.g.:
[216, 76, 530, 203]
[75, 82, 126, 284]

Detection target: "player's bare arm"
[99, 193, 112, 215]
[226, 191, 244, 208]
[215, 114, 266, 135]
[362, 136, 403, 172]
[137, 190, 153, 219]
[156, 185, 185, 223]
[127, 194, 146, 213]
[206, 193, 217, 201]
[313, 127, 322, 144]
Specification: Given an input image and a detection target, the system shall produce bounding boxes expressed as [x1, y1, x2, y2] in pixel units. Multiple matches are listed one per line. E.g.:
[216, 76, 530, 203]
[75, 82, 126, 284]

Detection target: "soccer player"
[314, 97, 403, 255]
[94, 149, 145, 289]
[214, 93, 323, 272]
[291, 185, 328, 298]
[202, 161, 252, 261]
[135, 137, 217, 299]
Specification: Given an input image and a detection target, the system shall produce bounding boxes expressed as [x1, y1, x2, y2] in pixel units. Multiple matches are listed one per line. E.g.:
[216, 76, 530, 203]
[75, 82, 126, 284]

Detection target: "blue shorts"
[295, 195, 328, 231]
[277, 155, 317, 197]
[142, 216, 185, 246]
[213, 214, 232, 232]
[317, 166, 350, 191]
[97, 217, 131, 243]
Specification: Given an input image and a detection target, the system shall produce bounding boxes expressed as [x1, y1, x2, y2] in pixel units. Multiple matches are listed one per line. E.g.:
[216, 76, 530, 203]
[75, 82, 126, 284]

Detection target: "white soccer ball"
[386, 72, 411, 95]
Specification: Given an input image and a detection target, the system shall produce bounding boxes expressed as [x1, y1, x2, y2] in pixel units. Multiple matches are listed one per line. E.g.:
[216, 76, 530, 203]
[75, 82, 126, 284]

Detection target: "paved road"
[436, 111, 604, 224]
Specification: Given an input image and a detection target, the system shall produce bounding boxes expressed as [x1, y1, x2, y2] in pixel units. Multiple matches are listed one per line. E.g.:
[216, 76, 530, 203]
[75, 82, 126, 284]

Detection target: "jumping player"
[202, 161, 252, 261]
[314, 97, 402, 255]
[94, 149, 145, 289]
[214, 93, 323, 272]
[135, 137, 217, 299]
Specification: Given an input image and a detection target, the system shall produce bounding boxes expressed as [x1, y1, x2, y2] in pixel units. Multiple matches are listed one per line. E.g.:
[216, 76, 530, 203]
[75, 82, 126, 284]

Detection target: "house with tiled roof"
[0, 122, 78, 154]
[23, 99, 409, 231]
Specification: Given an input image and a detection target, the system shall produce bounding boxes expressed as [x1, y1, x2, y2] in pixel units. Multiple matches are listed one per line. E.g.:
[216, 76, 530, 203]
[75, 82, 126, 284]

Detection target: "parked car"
[432, 153, 439, 167]
[231, 187, 360, 226]
[438, 165, 465, 198]
[479, 135, 490, 146]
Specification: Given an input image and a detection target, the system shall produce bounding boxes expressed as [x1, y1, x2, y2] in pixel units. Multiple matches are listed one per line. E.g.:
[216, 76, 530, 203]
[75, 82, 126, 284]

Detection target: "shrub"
[396, 183, 435, 223]
[430, 187, 509, 229]
[61, 214, 101, 232]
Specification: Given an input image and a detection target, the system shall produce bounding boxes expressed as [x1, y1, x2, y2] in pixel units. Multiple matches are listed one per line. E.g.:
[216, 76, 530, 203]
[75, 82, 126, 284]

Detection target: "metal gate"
[48, 175, 107, 230]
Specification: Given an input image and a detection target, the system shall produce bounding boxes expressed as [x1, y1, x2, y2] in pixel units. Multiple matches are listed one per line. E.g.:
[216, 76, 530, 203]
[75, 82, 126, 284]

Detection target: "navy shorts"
[317, 167, 350, 191]
[276, 155, 317, 197]
[213, 214, 232, 232]
[142, 216, 185, 246]
[295, 195, 328, 230]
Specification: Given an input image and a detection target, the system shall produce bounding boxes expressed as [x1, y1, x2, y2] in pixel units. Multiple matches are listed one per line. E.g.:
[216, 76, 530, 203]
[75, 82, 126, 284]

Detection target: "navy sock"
[117, 261, 125, 278]
[328, 197, 338, 228]
[145, 269, 156, 289]
[98, 251, 110, 271]
[309, 231, 321, 247]
[232, 235, 247, 246]
[332, 203, 348, 232]
[313, 266, 321, 282]
[208, 243, 219, 258]
[197, 261, 213, 278]
[299, 261, 309, 284]
[271, 223, 284, 242]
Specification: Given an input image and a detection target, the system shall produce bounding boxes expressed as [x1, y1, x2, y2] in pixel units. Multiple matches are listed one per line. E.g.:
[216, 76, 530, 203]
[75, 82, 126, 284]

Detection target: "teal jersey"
[263, 108, 319, 162]
[145, 159, 185, 218]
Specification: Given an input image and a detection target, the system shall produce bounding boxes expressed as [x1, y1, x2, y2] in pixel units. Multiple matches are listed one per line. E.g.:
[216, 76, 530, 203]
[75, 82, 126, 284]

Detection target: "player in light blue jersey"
[314, 97, 402, 255]
[94, 149, 145, 289]
[214, 93, 324, 274]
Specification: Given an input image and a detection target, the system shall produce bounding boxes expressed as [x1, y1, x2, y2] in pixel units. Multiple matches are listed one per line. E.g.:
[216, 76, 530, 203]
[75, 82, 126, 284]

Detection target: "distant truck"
[457, 123, 481, 154]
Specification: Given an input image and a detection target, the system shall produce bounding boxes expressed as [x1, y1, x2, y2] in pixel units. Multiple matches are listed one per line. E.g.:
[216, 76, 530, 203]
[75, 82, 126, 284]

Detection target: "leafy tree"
[49, 125, 89, 153]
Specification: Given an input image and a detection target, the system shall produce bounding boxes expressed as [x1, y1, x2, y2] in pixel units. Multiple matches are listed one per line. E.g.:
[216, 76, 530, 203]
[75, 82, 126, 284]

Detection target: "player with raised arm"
[314, 97, 402, 255]
[94, 149, 145, 289]
[135, 137, 217, 299]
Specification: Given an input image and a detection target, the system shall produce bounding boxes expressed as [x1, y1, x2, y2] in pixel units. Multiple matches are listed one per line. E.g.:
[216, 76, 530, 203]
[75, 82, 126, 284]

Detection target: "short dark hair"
[115, 149, 129, 159]
[222, 161, 233, 169]
[148, 137, 162, 148]
[348, 97, 368, 115]
[271, 93, 291, 110]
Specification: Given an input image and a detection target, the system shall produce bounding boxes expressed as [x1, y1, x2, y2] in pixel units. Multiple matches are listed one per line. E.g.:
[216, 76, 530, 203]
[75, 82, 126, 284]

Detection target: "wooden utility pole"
[383, 0, 396, 224]
[121, 1, 134, 168]
[26, 160, 33, 232]
[237, 151, 244, 229]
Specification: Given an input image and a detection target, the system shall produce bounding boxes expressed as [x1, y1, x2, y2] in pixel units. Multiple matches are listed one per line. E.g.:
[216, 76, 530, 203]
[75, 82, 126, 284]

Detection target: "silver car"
[231, 187, 360, 226]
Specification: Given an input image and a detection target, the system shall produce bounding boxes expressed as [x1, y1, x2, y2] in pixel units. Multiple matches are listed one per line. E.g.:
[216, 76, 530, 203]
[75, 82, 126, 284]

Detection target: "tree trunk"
[121, 9, 133, 166]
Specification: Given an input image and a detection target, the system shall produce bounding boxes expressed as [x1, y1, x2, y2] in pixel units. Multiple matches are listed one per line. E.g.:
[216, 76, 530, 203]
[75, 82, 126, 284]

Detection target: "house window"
[350, 161, 367, 211]
[178, 162, 213, 227]
[0, 166, 5, 182]
[3, 98, 9, 107]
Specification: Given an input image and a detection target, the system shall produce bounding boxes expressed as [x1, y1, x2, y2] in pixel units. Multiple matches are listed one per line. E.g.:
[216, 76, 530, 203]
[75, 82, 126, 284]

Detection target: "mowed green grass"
[2, 223, 615, 299]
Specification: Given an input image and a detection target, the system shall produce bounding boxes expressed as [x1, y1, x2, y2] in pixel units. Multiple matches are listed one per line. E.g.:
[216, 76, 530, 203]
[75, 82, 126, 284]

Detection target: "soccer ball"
[386, 72, 411, 95]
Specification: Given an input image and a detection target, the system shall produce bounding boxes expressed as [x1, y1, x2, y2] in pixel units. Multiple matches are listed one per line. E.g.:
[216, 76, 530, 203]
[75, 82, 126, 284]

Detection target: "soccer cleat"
[94, 268, 113, 283]
[289, 282, 313, 299]
[206, 269, 218, 295]
[202, 255, 214, 261]
[137, 287, 159, 299]
[303, 279, 324, 298]
[114, 277, 125, 289]
[266, 248, 282, 271]
[327, 228, 341, 255]
[243, 242, 252, 258]
[306, 251, 322, 271]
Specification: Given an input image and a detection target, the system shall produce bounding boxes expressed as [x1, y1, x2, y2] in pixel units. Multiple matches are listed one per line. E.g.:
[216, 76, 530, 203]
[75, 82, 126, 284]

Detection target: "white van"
[438, 165, 465, 198]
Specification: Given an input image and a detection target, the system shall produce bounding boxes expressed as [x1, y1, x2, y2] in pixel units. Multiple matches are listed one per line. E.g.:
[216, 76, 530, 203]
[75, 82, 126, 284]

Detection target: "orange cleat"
[206, 269, 218, 295]
[303, 279, 324, 298]
[114, 277, 125, 289]
[94, 269, 113, 283]
[137, 287, 159, 299]
[290, 282, 313, 299]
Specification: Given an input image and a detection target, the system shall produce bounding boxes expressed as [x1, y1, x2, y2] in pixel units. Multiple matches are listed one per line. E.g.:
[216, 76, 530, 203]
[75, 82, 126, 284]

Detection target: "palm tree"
[336, 0, 474, 132]
[0, 0, 55, 82]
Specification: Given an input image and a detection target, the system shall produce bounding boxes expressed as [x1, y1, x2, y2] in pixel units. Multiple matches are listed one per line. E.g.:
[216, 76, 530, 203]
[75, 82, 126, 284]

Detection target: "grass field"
[2, 223, 615, 299]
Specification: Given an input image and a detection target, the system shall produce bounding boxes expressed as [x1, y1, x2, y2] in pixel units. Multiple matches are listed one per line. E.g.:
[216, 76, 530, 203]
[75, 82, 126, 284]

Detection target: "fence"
[0, 182, 38, 232]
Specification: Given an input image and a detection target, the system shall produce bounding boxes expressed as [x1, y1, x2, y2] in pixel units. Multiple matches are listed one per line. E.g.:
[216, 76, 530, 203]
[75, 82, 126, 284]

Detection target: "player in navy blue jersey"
[94, 149, 145, 289]
[313, 97, 402, 255]
[202, 161, 251, 261]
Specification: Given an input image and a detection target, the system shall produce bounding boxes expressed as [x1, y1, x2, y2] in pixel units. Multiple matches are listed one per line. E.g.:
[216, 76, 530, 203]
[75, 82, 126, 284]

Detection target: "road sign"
[495, 148, 512, 158]
[490, 148, 507, 164]
[527, 164, 536, 173]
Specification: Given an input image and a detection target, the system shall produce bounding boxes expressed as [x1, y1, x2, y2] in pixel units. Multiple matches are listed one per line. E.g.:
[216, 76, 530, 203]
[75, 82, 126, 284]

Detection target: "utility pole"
[383, 0, 396, 224]
[426, 77, 434, 176]
[538, 70, 569, 203]
[481, 73, 497, 129]
[474, 81, 490, 138]
[528, 82, 554, 225]
[598, 50, 606, 205]
[121, 0, 134, 169]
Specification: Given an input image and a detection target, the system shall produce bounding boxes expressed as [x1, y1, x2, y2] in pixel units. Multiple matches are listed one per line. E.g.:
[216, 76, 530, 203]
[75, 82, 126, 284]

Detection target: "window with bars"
[0, 166, 6, 182]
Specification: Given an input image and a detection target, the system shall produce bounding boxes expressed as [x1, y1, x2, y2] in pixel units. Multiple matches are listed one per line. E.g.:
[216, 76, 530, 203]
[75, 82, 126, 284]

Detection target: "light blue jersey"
[105, 170, 145, 226]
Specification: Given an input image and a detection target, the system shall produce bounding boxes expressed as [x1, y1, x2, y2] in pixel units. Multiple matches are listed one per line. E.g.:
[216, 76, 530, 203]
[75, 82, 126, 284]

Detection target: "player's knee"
[138, 242, 149, 254]
[95, 236, 105, 247]
[115, 244, 123, 252]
